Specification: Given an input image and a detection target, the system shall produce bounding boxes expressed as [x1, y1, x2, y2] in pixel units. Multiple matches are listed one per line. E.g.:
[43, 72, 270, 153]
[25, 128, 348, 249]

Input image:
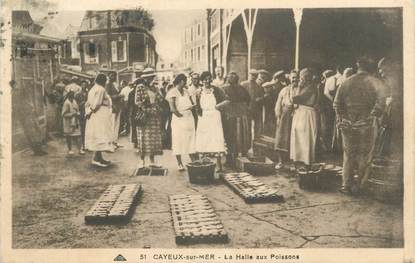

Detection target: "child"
[62, 91, 84, 155]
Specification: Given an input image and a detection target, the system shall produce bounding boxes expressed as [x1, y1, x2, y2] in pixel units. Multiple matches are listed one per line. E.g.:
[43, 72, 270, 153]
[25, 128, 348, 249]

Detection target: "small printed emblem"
[114, 254, 127, 261]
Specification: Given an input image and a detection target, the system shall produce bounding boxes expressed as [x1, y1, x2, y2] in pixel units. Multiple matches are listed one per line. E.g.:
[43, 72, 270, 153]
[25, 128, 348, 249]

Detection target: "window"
[161, 64, 164, 69]
[197, 46, 200, 61]
[191, 49, 193, 62]
[111, 40, 127, 62]
[198, 24, 201, 36]
[170, 63, 173, 68]
[84, 42, 99, 64]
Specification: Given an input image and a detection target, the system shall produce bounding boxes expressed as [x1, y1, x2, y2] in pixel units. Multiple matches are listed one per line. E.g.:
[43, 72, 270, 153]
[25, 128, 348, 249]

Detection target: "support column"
[293, 8, 303, 70]
[242, 9, 258, 73]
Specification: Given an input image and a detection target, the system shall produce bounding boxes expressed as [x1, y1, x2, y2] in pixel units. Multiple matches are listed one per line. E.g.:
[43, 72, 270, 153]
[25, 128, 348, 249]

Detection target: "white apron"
[290, 105, 318, 165]
[171, 92, 196, 155]
[195, 91, 226, 153]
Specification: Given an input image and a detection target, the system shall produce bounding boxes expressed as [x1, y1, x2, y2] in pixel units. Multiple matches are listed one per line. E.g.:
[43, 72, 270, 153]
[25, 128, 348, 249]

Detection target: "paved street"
[12, 136, 403, 249]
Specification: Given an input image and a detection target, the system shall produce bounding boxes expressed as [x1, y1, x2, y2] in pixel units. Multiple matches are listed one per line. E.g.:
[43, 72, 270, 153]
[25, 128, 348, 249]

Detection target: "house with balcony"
[78, 10, 157, 77]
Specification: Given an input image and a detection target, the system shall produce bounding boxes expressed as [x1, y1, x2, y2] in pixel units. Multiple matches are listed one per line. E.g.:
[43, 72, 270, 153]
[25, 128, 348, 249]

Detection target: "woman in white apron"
[195, 71, 228, 171]
[166, 74, 197, 171]
[85, 73, 114, 167]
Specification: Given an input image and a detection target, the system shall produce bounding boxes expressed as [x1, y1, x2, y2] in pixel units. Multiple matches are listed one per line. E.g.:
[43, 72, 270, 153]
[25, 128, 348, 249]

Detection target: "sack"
[134, 110, 148, 127]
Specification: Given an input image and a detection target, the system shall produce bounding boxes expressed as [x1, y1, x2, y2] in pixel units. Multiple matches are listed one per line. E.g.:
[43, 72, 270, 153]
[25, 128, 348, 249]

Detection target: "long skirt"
[196, 110, 226, 153]
[136, 115, 163, 155]
[224, 115, 251, 155]
[85, 106, 113, 151]
[171, 110, 196, 155]
[290, 105, 318, 165]
[274, 108, 292, 152]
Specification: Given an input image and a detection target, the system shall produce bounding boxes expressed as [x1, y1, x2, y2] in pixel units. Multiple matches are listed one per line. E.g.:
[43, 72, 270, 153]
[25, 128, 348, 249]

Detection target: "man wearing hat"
[141, 67, 157, 83]
[64, 76, 82, 97]
[241, 69, 263, 140]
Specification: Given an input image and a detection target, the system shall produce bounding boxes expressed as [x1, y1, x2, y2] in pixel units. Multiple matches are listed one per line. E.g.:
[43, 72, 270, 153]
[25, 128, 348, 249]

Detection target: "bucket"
[186, 159, 216, 185]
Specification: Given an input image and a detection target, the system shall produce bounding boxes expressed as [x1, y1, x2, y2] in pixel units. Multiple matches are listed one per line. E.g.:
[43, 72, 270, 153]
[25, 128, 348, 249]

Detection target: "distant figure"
[74, 79, 90, 152]
[106, 72, 123, 148]
[62, 91, 83, 155]
[290, 68, 319, 167]
[334, 57, 387, 194]
[262, 70, 284, 136]
[166, 74, 197, 171]
[187, 72, 201, 128]
[223, 71, 251, 167]
[212, 66, 226, 89]
[274, 70, 299, 169]
[85, 73, 114, 167]
[64, 76, 82, 97]
[318, 69, 336, 152]
[324, 65, 345, 152]
[119, 80, 133, 135]
[195, 71, 229, 171]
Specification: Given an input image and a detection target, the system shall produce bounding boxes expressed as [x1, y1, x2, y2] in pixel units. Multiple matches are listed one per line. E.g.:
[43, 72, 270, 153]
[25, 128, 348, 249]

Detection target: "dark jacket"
[106, 81, 122, 114]
[333, 71, 387, 123]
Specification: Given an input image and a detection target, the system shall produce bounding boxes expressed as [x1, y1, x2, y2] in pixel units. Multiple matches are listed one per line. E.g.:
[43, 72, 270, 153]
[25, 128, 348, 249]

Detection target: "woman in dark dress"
[222, 71, 251, 166]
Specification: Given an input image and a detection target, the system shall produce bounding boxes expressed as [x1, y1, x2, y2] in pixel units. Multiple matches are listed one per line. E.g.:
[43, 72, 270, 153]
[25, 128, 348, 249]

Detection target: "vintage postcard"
[0, 0, 414, 262]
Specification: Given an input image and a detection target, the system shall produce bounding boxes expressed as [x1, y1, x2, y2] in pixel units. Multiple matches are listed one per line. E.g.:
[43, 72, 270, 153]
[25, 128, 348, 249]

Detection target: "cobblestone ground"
[12, 136, 403, 248]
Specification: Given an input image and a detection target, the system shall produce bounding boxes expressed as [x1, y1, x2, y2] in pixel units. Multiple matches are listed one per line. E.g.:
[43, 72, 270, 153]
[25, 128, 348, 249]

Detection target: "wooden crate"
[221, 172, 284, 203]
[169, 194, 229, 245]
[236, 156, 275, 176]
[85, 184, 142, 224]
[252, 135, 277, 162]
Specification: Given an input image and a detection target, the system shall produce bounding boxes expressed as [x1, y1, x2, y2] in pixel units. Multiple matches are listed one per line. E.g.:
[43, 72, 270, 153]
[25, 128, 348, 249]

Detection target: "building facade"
[156, 57, 178, 83]
[207, 8, 402, 81]
[179, 17, 208, 74]
[78, 10, 157, 75]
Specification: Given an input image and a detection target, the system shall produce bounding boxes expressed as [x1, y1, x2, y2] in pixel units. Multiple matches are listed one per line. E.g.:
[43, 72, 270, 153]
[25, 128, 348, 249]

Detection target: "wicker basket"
[297, 165, 324, 190]
[237, 156, 275, 176]
[186, 159, 216, 185]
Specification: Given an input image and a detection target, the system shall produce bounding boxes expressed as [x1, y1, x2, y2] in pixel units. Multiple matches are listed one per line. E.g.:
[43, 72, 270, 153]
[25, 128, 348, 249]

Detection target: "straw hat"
[141, 67, 156, 78]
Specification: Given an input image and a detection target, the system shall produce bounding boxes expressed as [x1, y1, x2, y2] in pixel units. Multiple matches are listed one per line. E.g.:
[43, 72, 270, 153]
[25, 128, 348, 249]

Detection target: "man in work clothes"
[334, 57, 387, 195]
[241, 69, 265, 140]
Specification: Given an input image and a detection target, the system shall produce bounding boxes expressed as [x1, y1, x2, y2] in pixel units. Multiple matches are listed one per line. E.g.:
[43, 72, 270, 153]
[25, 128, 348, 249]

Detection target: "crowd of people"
[53, 55, 401, 196]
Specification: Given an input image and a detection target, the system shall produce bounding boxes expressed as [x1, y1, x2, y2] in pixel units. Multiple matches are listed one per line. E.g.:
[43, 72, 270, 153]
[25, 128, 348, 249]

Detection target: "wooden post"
[107, 10, 112, 69]
[293, 8, 303, 70]
[242, 9, 258, 73]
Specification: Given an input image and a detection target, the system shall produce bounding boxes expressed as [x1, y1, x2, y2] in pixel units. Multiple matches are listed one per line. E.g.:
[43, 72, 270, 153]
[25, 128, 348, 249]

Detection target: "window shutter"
[84, 43, 90, 64]
[95, 44, 99, 64]
[111, 41, 117, 62]
[122, 40, 127, 62]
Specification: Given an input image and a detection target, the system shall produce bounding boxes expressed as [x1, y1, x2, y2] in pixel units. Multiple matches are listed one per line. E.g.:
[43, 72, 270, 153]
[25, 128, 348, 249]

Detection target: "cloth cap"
[262, 81, 275, 88]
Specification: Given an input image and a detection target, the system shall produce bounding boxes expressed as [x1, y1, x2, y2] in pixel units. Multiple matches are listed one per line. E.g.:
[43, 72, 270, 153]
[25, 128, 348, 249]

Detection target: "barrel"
[366, 157, 403, 203]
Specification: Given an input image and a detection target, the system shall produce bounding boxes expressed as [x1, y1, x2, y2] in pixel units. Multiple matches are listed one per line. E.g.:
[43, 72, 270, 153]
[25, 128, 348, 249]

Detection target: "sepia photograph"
[0, 0, 413, 262]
